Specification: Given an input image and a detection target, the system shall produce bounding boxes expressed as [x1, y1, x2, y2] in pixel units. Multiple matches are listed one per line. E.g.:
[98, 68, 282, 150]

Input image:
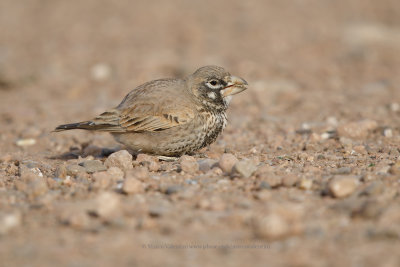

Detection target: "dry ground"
[1, 0, 400, 266]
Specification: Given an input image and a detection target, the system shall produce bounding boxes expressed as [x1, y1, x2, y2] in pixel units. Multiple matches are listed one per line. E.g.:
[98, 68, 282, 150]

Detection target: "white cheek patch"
[207, 92, 217, 99]
[224, 95, 233, 105]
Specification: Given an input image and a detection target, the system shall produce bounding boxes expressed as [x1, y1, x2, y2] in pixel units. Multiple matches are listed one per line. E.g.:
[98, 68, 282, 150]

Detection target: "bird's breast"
[198, 110, 227, 147]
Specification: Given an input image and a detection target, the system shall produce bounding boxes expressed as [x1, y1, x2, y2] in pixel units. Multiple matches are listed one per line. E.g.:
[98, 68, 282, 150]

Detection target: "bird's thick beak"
[221, 76, 248, 97]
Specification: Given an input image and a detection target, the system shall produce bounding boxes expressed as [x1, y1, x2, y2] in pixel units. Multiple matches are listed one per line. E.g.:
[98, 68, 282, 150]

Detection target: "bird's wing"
[118, 105, 195, 132]
[92, 79, 196, 132]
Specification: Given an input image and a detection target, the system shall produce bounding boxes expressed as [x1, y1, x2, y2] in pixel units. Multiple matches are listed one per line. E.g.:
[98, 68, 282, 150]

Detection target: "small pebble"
[57, 204, 90, 229]
[383, 128, 393, 138]
[298, 178, 313, 190]
[258, 181, 271, 190]
[389, 161, 400, 175]
[28, 178, 48, 198]
[353, 145, 368, 155]
[253, 213, 289, 240]
[329, 176, 359, 198]
[197, 159, 218, 172]
[55, 165, 67, 179]
[390, 102, 400, 112]
[352, 200, 384, 219]
[218, 153, 238, 173]
[90, 192, 121, 219]
[179, 155, 199, 173]
[125, 166, 149, 181]
[231, 160, 257, 178]
[282, 175, 298, 187]
[165, 185, 182, 195]
[106, 167, 124, 181]
[361, 181, 385, 197]
[135, 154, 160, 172]
[0, 211, 22, 234]
[66, 164, 86, 176]
[104, 150, 133, 172]
[91, 63, 111, 81]
[15, 138, 36, 147]
[122, 178, 144, 194]
[337, 120, 378, 140]
[92, 171, 113, 189]
[252, 204, 303, 240]
[333, 167, 352, 175]
[80, 160, 107, 173]
[263, 175, 282, 188]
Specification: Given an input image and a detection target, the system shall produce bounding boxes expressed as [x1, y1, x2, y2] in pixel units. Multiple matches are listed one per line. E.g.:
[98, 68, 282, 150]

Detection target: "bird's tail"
[54, 121, 107, 132]
[54, 110, 123, 132]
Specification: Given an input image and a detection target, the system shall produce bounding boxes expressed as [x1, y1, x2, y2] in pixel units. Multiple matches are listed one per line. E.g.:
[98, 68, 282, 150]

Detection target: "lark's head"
[187, 65, 248, 110]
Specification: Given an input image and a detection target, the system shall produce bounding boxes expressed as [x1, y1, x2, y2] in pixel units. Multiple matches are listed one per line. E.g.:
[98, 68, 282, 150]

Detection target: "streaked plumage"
[55, 65, 248, 156]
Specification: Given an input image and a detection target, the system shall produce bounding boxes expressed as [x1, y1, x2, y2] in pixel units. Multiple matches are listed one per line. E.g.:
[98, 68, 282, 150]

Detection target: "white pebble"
[16, 138, 36, 147]
[91, 63, 111, 81]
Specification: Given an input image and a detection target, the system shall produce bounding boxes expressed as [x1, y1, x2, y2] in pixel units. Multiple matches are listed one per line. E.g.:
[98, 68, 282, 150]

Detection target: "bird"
[55, 65, 248, 156]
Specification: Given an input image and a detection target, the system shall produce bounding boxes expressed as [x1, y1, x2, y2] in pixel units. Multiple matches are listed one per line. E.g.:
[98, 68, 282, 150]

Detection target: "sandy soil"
[1, 0, 400, 266]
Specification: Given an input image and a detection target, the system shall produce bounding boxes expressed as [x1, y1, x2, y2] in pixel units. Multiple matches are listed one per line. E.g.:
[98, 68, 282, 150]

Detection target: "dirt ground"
[1, 0, 400, 266]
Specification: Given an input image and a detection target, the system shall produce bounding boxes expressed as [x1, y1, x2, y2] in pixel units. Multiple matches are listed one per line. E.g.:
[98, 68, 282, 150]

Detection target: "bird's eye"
[206, 79, 221, 89]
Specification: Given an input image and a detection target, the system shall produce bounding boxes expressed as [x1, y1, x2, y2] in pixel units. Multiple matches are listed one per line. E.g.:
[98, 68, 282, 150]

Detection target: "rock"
[164, 185, 182, 195]
[58, 204, 90, 229]
[353, 145, 368, 155]
[125, 166, 149, 181]
[352, 200, 385, 219]
[377, 166, 391, 175]
[263, 175, 282, 188]
[91, 63, 111, 81]
[89, 192, 121, 219]
[258, 181, 271, 190]
[106, 167, 124, 181]
[55, 165, 67, 179]
[104, 150, 133, 172]
[231, 160, 257, 178]
[333, 167, 352, 175]
[197, 196, 226, 211]
[337, 119, 378, 139]
[329, 176, 359, 198]
[135, 154, 160, 172]
[92, 171, 113, 189]
[14, 180, 27, 192]
[282, 175, 298, 187]
[79, 160, 107, 173]
[218, 153, 238, 173]
[19, 164, 42, 179]
[298, 178, 313, 190]
[361, 181, 385, 196]
[253, 213, 289, 240]
[66, 164, 86, 176]
[197, 159, 218, 172]
[136, 153, 153, 163]
[122, 178, 144, 194]
[28, 178, 48, 198]
[383, 128, 393, 138]
[179, 155, 199, 173]
[252, 204, 303, 240]
[0, 211, 22, 234]
[389, 161, 400, 175]
[15, 138, 36, 146]
[148, 200, 171, 217]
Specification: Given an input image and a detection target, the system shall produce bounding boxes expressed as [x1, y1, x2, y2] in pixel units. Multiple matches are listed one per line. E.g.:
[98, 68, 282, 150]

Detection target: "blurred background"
[1, 0, 399, 124]
[1, 0, 400, 266]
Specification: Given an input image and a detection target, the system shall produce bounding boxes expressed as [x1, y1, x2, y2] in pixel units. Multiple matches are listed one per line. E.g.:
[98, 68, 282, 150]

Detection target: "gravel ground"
[1, 0, 400, 266]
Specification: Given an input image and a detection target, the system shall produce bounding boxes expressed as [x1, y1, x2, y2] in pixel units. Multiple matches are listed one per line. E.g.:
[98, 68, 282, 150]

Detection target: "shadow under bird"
[55, 65, 248, 156]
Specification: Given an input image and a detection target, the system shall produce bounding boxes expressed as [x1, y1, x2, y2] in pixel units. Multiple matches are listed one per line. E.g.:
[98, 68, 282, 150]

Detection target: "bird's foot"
[157, 156, 179, 162]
